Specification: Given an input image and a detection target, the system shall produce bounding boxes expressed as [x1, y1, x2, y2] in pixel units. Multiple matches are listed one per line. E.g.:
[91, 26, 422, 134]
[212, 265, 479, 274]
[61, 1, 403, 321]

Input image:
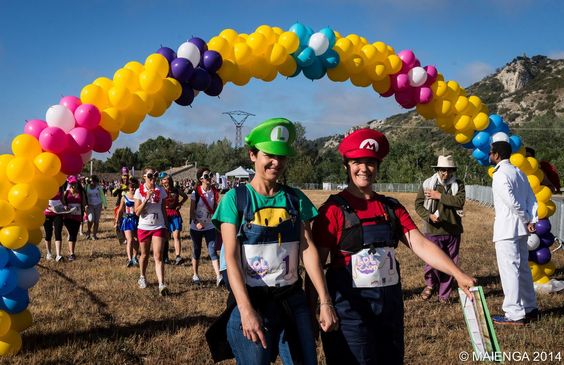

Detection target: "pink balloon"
[58, 152, 84, 175]
[92, 127, 112, 153]
[424, 65, 438, 86]
[417, 87, 433, 104]
[39, 127, 67, 154]
[69, 127, 95, 153]
[391, 73, 410, 92]
[395, 89, 417, 109]
[24, 119, 48, 139]
[59, 96, 82, 114]
[398, 50, 417, 69]
[64, 133, 80, 153]
[74, 104, 101, 130]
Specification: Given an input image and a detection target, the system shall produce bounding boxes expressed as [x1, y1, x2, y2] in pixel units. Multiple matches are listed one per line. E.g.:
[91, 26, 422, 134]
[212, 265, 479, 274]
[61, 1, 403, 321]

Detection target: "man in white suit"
[489, 140, 539, 325]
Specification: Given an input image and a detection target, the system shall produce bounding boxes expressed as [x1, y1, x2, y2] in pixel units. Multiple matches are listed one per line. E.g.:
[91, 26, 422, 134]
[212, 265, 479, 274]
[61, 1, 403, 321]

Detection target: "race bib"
[142, 213, 157, 226]
[242, 241, 299, 287]
[68, 203, 82, 216]
[350, 247, 399, 288]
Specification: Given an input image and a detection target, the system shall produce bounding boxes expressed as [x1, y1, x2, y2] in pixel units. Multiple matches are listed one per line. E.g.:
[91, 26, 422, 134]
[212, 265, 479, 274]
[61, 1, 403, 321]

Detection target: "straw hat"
[433, 155, 457, 169]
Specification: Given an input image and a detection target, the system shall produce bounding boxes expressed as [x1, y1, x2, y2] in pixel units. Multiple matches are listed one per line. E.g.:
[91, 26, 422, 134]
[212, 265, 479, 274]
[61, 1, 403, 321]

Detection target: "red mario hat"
[338, 128, 390, 160]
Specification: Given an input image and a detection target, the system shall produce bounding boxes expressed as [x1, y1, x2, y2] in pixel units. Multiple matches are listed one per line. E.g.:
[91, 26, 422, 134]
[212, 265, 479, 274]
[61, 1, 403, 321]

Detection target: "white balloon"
[491, 132, 510, 143]
[45, 105, 75, 133]
[177, 42, 201, 68]
[527, 234, 540, 251]
[16, 267, 40, 289]
[408, 66, 428, 87]
[308, 33, 329, 56]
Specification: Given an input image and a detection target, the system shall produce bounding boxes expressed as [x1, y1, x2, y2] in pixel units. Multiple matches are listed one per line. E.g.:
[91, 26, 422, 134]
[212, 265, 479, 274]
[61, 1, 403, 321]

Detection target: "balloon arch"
[0, 23, 558, 355]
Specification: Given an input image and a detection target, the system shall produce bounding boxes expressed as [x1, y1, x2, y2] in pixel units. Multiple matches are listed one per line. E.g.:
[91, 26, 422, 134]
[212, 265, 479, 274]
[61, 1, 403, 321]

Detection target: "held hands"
[196, 222, 204, 230]
[240, 307, 267, 349]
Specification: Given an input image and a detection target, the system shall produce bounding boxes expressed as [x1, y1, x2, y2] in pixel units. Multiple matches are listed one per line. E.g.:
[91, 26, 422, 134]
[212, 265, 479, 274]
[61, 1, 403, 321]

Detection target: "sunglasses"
[201, 173, 211, 180]
[145, 173, 155, 179]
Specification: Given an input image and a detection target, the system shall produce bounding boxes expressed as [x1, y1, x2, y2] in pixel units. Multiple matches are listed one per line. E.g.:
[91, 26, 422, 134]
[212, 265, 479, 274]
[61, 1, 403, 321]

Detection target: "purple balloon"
[205, 74, 224, 97]
[188, 37, 208, 56]
[156, 47, 177, 64]
[202, 50, 223, 73]
[171, 58, 194, 83]
[535, 219, 551, 236]
[189, 67, 211, 91]
[529, 247, 551, 265]
[539, 232, 555, 248]
[175, 84, 195, 106]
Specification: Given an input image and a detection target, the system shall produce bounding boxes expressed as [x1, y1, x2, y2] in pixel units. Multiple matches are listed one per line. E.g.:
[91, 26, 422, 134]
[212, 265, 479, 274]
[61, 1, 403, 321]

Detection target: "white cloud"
[454, 61, 495, 87]
[548, 51, 564, 60]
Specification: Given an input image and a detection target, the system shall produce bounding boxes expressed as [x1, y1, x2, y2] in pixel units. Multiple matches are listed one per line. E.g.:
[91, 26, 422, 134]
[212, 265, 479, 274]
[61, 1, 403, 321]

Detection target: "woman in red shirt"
[62, 175, 87, 261]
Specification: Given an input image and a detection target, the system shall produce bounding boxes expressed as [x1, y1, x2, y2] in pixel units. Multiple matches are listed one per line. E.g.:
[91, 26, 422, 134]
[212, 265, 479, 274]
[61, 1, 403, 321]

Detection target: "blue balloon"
[0, 267, 17, 296]
[16, 267, 40, 290]
[539, 232, 555, 248]
[476, 157, 491, 166]
[321, 49, 340, 68]
[528, 247, 551, 265]
[289, 62, 302, 78]
[509, 135, 522, 152]
[472, 131, 492, 149]
[302, 58, 326, 80]
[318, 27, 337, 48]
[486, 114, 507, 134]
[472, 148, 489, 161]
[8, 243, 41, 269]
[296, 47, 316, 67]
[0, 246, 9, 269]
[0, 287, 29, 314]
[289, 22, 310, 47]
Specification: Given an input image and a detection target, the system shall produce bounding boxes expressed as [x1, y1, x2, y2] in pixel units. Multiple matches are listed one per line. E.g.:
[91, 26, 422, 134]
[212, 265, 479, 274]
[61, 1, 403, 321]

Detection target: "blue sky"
[1, 0, 563, 159]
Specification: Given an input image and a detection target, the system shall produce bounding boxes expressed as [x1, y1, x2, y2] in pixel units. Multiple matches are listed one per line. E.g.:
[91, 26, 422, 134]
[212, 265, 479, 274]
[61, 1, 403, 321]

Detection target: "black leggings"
[63, 219, 81, 242]
[44, 215, 64, 241]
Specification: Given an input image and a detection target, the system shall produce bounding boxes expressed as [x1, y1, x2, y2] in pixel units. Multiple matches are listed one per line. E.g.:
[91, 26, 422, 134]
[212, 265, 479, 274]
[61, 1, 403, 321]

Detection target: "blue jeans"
[190, 228, 218, 260]
[226, 290, 317, 365]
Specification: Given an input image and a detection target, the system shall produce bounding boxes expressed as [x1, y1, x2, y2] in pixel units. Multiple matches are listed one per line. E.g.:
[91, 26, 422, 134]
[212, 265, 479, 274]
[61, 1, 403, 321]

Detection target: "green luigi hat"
[245, 118, 296, 156]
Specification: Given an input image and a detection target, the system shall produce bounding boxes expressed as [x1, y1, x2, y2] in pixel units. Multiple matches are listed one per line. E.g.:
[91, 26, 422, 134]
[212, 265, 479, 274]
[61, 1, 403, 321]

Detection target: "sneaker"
[192, 275, 201, 285]
[216, 275, 224, 287]
[85, 234, 91, 240]
[163, 257, 171, 265]
[525, 309, 541, 322]
[68, 254, 76, 261]
[138, 276, 147, 289]
[126, 259, 134, 268]
[46, 253, 53, 261]
[492, 315, 526, 326]
[92, 235, 99, 240]
[55, 255, 64, 262]
[132, 257, 139, 267]
[159, 284, 170, 296]
[174, 256, 183, 265]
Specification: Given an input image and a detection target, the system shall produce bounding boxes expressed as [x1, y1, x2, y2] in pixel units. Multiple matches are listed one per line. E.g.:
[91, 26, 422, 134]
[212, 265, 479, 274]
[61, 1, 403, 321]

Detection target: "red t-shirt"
[313, 190, 417, 268]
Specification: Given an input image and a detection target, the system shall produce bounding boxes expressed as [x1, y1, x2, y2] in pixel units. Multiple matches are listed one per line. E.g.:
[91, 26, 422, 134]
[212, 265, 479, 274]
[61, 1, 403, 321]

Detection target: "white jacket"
[492, 160, 538, 242]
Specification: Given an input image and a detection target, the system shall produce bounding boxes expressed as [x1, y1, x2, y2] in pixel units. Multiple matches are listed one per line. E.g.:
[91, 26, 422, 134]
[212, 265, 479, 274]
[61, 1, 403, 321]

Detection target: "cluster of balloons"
[528, 219, 557, 284]
[157, 37, 224, 106]
[289, 23, 339, 80]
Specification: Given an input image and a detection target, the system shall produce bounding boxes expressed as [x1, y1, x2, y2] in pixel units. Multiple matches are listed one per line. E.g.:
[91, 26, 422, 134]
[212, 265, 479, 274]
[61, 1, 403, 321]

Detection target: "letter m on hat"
[359, 138, 379, 151]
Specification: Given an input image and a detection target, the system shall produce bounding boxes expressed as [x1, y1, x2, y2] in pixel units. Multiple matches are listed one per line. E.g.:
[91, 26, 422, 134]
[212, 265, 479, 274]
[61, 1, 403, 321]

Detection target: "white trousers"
[494, 237, 537, 320]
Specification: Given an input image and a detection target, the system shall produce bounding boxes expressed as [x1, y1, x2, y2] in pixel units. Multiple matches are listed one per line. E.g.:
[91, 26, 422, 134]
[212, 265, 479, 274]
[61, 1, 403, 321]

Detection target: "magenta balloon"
[92, 127, 112, 153]
[398, 50, 416, 69]
[58, 152, 83, 175]
[59, 96, 82, 113]
[39, 127, 67, 154]
[64, 133, 80, 153]
[69, 127, 95, 153]
[395, 89, 417, 109]
[74, 104, 101, 129]
[24, 119, 48, 139]
[418, 86, 433, 104]
[391, 73, 410, 92]
[424, 65, 438, 86]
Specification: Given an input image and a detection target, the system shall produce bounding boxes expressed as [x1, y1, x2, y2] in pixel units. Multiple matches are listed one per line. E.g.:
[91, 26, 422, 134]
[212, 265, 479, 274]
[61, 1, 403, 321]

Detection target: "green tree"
[103, 147, 139, 172]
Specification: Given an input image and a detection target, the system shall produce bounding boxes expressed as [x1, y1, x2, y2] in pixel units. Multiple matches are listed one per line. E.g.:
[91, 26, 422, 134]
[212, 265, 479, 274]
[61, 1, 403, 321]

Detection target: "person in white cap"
[415, 155, 465, 304]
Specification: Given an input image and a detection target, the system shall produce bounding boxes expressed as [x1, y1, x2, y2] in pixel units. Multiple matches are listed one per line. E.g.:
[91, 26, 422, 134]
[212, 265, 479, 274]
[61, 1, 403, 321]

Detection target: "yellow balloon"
[80, 84, 109, 109]
[109, 128, 120, 141]
[0, 330, 22, 356]
[33, 152, 61, 177]
[344, 57, 364, 75]
[139, 70, 164, 94]
[350, 73, 372, 87]
[535, 275, 550, 284]
[272, 27, 284, 36]
[208, 36, 232, 57]
[108, 85, 133, 110]
[144, 53, 169, 79]
[53, 172, 67, 186]
[278, 56, 298, 78]
[234, 42, 254, 65]
[0, 311, 11, 337]
[218, 59, 238, 81]
[261, 67, 278, 82]
[0, 155, 14, 180]
[372, 42, 389, 61]
[487, 166, 495, 178]
[8, 183, 38, 210]
[327, 63, 349, 82]
[542, 261, 556, 277]
[113, 68, 140, 91]
[472, 112, 489, 130]
[99, 107, 124, 134]
[527, 174, 541, 193]
[432, 80, 448, 98]
[147, 94, 168, 117]
[360, 44, 378, 65]
[334, 38, 354, 62]
[219, 28, 238, 43]
[247, 32, 268, 55]
[249, 57, 270, 79]
[31, 174, 58, 200]
[256, 24, 276, 43]
[537, 201, 548, 219]
[454, 114, 472, 132]
[134, 91, 154, 114]
[434, 99, 453, 117]
[120, 116, 142, 134]
[371, 76, 391, 94]
[454, 131, 473, 144]
[232, 66, 251, 86]
[509, 153, 526, 168]
[6, 157, 35, 184]
[14, 206, 45, 230]
[529, 262, 542, 281]
[160, 78, 182, 102]
[269, 43, 288, 66]
[0, 225, 29, 250]
[27, 228, 43, 245]
[93, 77, 114, 92]
[367, 62, 387, 81]
[535, 185, 552, 203]
[0, 200, 15, 227]
[534, 168, 544, 183]
[545, 200, 556, 217]
[454, 96, 469, 114]
[11, 134, 41, 158]
[9, 309, 32, 332]
[526, 157, 539, 173]
[416, 102, 436, 120]
[445, 80, 461, 101]
[385, 54, 402, 74]
[345, 34, 361, 50]
[277, 32, 299, 54]
[124, 61, 145, 75]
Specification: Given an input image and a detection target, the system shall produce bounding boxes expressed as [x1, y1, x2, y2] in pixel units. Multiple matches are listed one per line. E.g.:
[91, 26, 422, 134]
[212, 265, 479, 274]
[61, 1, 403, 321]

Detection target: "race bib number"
[350, 247, 399, 288]
[142, 213, 157, 226]
[242, 242, 299, 287]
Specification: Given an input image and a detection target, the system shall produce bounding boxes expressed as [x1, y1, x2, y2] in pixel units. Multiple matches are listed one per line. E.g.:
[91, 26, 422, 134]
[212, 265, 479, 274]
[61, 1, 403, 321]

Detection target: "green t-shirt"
[212, 184, 318, 229]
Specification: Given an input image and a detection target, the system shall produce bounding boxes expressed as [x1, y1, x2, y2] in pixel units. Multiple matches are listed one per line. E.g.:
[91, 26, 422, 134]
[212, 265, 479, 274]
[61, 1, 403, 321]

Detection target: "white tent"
[225, 166, 254, 178]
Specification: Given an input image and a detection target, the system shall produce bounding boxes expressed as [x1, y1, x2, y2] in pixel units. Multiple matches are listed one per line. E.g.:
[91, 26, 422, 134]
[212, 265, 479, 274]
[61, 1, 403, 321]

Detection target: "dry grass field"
[6, 191, 564, 364]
